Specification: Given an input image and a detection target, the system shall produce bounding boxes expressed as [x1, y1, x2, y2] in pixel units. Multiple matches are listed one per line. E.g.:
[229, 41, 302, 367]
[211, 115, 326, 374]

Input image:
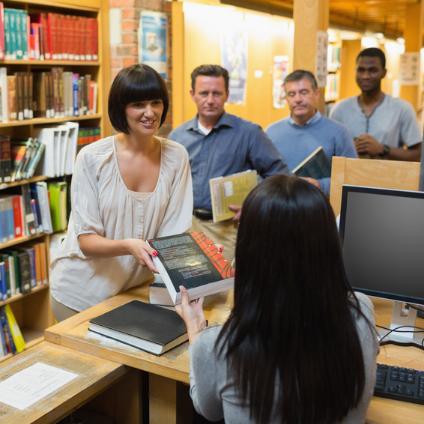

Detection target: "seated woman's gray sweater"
[188, 292, 378, 423]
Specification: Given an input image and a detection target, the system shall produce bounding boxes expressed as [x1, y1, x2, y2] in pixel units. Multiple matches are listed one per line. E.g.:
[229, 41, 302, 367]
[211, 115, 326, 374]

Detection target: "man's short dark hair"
[108, 64, 169, 134]
[191, 64, 229, 92]
[283, 69, 318, 90]
[356, 47, 386, 69]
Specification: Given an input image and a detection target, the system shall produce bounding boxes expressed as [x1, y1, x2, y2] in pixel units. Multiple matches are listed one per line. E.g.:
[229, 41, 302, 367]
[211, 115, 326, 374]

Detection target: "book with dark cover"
[292, 146, 331, 180]
[21, 184, 36, 235]
[0, 308, 16, 354]
[149, 231, 234, 304]
[88, 300, 188, 355]
[0, 135, 11, 183]
[16, 250, 31, 293]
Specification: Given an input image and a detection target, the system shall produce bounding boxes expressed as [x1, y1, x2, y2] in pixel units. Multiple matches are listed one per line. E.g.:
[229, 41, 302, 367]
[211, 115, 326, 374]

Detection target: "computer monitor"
[339, 185, 424, 349]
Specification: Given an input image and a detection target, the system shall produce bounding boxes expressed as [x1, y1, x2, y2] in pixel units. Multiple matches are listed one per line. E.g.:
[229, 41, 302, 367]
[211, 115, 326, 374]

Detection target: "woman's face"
[125, 99, 164, 137]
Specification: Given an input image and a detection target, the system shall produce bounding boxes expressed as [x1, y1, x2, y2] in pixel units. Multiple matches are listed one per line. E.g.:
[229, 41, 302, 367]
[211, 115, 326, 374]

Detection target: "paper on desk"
[0, 362, 78, 410]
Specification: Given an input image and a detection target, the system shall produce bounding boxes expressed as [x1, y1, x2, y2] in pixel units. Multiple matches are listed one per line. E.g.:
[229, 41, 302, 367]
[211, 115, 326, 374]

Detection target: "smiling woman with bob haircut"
[176, 174, 378, 424]
[50, 64, 193, 321]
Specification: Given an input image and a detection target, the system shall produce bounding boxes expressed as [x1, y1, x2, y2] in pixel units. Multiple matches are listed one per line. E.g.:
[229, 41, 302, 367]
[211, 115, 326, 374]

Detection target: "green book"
[48, 181, 68, 231]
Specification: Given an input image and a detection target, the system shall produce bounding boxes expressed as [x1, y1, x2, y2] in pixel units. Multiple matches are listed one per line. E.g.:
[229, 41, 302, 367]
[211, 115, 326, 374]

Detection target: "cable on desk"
[376, 324, 424, 348]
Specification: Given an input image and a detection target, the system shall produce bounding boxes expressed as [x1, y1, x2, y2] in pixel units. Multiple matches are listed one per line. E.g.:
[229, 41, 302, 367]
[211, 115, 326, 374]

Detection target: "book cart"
[0, 0, 110, 363]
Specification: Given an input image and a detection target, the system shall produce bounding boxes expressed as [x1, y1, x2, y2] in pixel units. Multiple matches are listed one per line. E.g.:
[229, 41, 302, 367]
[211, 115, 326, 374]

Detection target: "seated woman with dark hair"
[176, 175, 378, 424]
[50, 64, 192, 321]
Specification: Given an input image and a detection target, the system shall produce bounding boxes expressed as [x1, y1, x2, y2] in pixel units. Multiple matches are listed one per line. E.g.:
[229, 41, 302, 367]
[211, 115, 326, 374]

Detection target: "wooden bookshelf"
[0, 113, 102, 128]
[0, 284, 49, 308]
[0, 175, 48, 190]
[1, 60, 100, 66]
[0, 0, 110, 362]
[0, 232, 47, 249]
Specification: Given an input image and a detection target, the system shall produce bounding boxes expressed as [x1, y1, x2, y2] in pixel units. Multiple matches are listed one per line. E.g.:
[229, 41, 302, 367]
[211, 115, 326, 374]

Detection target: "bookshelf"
[0, 0, 110, 361]
[325, 42, 341, 104]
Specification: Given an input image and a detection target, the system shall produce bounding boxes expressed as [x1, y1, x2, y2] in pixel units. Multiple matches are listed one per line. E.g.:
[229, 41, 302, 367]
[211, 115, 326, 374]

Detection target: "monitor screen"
[339, 185, 424, 306]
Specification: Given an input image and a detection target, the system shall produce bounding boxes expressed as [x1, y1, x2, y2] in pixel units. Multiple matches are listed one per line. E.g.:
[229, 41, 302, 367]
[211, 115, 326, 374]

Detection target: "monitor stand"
[378, 301, 424, 350]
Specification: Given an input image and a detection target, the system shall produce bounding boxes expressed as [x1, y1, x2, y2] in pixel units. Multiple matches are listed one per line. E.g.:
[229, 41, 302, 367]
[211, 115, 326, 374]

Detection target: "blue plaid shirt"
[169, 113, 289, 210]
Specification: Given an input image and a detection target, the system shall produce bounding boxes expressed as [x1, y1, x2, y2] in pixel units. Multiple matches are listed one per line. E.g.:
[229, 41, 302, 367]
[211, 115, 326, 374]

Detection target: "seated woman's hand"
[175, 286, 207, 344]
[124, 239, 158, 273]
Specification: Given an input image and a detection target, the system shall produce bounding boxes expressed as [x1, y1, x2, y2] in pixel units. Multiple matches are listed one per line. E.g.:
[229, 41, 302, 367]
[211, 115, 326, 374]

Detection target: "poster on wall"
[399, 52, 420, 85]
[272, 55, 289, 109]
[220, 12, 248, 104]
[138, 11, 168, 78]
[315, 31, 328, 88]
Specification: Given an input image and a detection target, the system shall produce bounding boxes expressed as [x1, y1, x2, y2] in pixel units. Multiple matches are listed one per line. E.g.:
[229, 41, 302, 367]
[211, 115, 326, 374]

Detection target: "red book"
[12, 195, 23, 238]
[45, 12, 53, 59]
[30, 22, 40, 59]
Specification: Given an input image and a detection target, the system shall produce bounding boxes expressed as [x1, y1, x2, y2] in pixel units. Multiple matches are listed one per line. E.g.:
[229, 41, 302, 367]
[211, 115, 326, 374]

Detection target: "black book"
[16, 250, 31, 294]
[292, 146, 331, 179]
[148, 232, 234, 305]
[88, 300, 188, 355]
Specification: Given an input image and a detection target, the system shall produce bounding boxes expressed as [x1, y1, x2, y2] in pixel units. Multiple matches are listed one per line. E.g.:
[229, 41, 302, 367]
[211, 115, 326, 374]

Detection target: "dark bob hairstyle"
[108, 64, 169, 133]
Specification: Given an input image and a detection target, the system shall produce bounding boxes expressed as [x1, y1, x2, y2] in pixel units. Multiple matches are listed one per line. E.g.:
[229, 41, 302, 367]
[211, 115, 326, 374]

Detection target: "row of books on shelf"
[0, 181, 68, 243]
[0, 68, 97, 122]
[325, 73, 340, 102]
[0, 304, 25, 357]
[0, 122, 88, 182]
[0, 135, 44, 182]
[327, 44, 341, 72]
[0, 5, 98, 61]
[0, 240, 49, 300]
[78, 126, 101, 147]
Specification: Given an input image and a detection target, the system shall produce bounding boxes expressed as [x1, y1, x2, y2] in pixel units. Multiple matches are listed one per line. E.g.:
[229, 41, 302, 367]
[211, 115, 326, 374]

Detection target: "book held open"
[149, 232, 234, 304]
[209, 170, 258, 223]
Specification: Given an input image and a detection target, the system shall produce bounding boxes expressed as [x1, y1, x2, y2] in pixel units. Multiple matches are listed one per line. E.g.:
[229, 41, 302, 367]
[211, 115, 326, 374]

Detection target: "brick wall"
[109, 0, 173, 135]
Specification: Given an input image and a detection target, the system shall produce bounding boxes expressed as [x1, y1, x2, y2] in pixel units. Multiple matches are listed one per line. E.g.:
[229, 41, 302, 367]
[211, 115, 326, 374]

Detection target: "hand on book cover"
[175, 286, 207, 344]
[228, 204, 242, 222]
[125, 239, 159, 273]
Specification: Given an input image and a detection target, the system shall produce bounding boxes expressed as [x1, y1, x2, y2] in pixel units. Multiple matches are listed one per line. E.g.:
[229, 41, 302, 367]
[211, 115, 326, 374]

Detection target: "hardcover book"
[209, 170, 258, 223]
[148, 231, 234, 304]
[88, 300, 187, 355]
[292, 146, 331, 180]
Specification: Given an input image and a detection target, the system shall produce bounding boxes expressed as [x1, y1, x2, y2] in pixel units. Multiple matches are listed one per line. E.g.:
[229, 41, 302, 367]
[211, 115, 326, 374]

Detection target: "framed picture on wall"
[138, 11, 168, 78]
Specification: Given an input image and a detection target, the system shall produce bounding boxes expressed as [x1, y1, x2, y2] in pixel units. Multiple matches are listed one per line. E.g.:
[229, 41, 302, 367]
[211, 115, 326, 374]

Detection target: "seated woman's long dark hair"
[217, 175, 369, 423]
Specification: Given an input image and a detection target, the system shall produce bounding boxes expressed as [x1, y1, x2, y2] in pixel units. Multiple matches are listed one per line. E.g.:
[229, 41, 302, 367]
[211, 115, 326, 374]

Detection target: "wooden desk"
[0, 341, 141, 423]
[45, 286, 232, 424]
[45, 289, 424, 424]
[366, 299, 424, 424]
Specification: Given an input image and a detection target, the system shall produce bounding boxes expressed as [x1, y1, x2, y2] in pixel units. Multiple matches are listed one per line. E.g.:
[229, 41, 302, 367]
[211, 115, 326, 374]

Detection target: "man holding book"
[330, 48, 422, 161]
[266, 70, 357, 195]
[169, 64, 289, 261]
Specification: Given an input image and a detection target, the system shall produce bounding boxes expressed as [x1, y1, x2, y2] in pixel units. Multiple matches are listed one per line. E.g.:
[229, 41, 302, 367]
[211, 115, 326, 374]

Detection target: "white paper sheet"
[0, 362, 78, 410]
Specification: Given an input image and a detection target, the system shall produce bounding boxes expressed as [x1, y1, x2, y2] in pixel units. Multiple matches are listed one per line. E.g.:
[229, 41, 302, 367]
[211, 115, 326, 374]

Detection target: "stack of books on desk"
[88, 300, 188, 355]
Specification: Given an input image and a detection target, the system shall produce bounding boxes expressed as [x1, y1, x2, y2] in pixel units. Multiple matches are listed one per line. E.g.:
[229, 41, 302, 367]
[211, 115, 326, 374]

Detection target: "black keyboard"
[374, 363, 424, 404]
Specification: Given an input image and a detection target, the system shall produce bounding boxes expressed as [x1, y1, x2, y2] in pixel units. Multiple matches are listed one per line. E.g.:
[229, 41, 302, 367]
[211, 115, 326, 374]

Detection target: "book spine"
[0, 3, 5, 61]
[4, 195, 14, 240]
[39, 241, 47, 285]
[4, 304, 25, 352]
[33, 242, 41, 286]
[0, 261, 6, 300]
[17, 250, 31, 293]
[21, 184, 36, 235]
[7, 254, 16, 295]
[1, 255, 10, 298]
[0, 307, 16, 354]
